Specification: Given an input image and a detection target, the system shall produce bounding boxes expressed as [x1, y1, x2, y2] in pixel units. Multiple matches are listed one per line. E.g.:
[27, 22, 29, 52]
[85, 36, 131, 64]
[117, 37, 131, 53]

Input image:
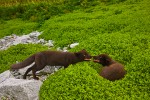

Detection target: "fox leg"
[32, 68, 39, 80]
[32, 53, 46, 80]
[23, 66, 33, 79]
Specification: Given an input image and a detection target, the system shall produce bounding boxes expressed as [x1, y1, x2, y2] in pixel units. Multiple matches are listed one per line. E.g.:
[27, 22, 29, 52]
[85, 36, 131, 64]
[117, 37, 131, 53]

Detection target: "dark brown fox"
[11, 49, 91, 80]
[93, 54, 126, 81]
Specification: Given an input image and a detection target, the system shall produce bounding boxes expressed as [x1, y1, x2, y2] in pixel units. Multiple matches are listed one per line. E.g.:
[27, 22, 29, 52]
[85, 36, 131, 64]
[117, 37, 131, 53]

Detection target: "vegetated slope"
[39, 0, 150, 99]
[39, 0, 150, 47]
[0, 0, 149, 99]
[0, 0, 106, 38]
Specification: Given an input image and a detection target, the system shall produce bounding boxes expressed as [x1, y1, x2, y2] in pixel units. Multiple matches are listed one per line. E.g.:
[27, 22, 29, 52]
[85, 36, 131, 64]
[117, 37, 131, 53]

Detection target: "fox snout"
[92, 56, 100, 63]
[84, 55, 92, 61]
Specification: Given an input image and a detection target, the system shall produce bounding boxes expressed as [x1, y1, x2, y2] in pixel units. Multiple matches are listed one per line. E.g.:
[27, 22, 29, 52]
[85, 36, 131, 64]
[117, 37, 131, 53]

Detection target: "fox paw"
[34, 77, 39, 80]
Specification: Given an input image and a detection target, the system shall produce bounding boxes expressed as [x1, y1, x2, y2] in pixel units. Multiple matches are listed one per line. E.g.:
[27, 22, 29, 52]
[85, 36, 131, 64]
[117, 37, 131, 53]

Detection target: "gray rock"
[0, 70, 14, 84]
[37, 39, 45, 44]
[39, 65, 55, 74]
[44, 42, 54, 47]
[12, 72, 21, 76]
[15, 75, 22, 79]
[69, 42, 79, 48]
[0, 78, 42, 100]
[55, 66, 63, 70]
[29, 31, 41, 38]
[57, 47, 62, 51]
[0, 31, 52, 51]
[18, 62, 35, 76]
[13, 35, 30, 45]
[63, 47, 68, 52]
[13, 62, 60, 80]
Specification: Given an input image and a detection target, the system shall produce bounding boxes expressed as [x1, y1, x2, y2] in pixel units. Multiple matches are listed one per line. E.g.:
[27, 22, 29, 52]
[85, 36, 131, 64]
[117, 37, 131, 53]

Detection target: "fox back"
[93, 54, 126, 81]
[37, 49, 91, 68]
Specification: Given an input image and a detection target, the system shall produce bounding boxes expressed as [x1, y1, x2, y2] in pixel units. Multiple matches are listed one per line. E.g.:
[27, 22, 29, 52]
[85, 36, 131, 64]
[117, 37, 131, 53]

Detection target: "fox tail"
[11, 54, 35, 70]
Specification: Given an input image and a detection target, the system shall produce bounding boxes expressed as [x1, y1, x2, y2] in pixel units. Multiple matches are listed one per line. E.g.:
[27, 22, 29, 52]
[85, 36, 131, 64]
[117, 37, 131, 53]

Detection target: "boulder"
[0, 78, 42, 100]
[0, 70, 14, 84]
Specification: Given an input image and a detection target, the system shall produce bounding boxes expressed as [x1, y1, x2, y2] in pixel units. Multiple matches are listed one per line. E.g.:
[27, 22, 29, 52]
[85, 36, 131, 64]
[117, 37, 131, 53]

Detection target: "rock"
[69, 43, 79, 48]
[39, 65, 55, 74]
[57, 47, 62, 51]
[29, 31, 42, 38]
[13, 35, 30, 45]
[0, 70, 14, 84]
[0, 31, 51, 51]
[44, 41, 54, 47]
[37, 39, 45, 44]
[55, 66, 63, 70]
[17, 62, 35, 76]
[0, 78, 42, 100]
[63, 47, 68, 52]
[17, 62, 57, 75]
[11, 62, 60, 80]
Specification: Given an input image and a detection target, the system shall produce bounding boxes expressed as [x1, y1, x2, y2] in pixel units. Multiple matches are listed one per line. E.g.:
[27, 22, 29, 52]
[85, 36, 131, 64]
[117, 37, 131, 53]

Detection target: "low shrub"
[0, 19, 38, 38]
[40, 62, 150, 99]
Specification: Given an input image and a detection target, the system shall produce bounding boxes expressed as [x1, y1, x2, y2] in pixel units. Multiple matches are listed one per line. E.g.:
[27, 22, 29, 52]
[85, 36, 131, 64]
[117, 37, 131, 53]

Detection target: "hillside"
[0, 0, 150, 99]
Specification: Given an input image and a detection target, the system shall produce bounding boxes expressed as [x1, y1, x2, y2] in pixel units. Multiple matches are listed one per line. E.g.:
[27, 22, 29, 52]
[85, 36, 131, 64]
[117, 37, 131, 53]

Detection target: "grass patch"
[0, 19, 38, 38]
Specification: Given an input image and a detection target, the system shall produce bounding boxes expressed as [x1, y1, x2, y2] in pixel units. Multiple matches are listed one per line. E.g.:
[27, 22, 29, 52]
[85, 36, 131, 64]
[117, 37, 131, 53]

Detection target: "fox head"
[74, 49, 91, 61]
[93, 54, 112, 66]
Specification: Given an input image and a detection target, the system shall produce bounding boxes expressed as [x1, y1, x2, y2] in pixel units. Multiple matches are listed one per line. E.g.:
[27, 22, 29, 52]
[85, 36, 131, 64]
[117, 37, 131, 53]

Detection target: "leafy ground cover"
[0, 19, 38, 38]
[0, 0, 150, 99]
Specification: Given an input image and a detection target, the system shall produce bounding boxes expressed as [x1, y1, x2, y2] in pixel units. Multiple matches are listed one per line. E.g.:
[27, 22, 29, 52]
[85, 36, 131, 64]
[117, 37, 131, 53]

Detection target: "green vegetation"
[40, 63, 149, 99]
[0, 0, 150, 99]
[0, 19, 38, 38]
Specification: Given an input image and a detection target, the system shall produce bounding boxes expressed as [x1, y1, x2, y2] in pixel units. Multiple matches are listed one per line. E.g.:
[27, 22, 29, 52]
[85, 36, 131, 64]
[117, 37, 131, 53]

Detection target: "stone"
[29, 31, 42, 38]
[11, 62, 60, 80]
[0, 31, 50, 51]
[0, 70, 14, 84]
[44, 42, 54, 47]
[17, 62, 35, 76]
[39, 65, 55, 74]
[57, 47, 62, 51]
[69, 43, 79, 48]
[0, 78, 42, 100]
[63, 47, 68, 52]
[37, 39, 45, 44]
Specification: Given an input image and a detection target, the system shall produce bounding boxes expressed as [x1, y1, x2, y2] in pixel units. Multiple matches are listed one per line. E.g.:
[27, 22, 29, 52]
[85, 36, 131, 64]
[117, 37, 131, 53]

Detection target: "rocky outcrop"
[0, 70, 14, 84]
[0, 31, 54, 50]
[0, 78, 42, 100]
[0, 65, 62, 100]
